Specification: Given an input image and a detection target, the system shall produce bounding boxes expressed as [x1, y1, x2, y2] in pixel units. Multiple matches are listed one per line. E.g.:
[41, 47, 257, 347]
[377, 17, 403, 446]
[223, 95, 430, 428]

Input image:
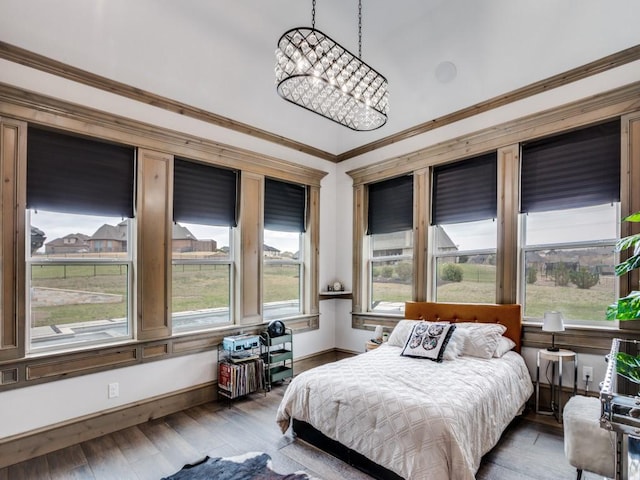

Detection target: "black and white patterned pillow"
[400, 322, 456, 362]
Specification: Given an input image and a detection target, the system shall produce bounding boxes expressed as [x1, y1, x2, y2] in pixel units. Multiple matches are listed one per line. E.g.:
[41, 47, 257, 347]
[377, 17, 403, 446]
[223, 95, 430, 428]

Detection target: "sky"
[30, 203, 618, 255]
[29, 210, 301, 254]
[442, 203, 618, 251]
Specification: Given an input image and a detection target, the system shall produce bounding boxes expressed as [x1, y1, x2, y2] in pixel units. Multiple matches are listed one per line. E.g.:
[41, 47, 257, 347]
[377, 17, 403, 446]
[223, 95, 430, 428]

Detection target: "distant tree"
[553, 262, 571, 287]
[381, 265, 394, 278]
[526, 267, 537, 284]
[440, 263, 463, 283]
[458, 255, 469, 264]
[395, 262, 412, 282]
[570, 267, 599, 290]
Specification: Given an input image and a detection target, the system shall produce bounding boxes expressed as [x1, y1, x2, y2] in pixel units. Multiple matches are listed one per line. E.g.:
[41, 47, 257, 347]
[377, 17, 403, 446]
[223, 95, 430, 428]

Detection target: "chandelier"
[275, 0, 389, 131]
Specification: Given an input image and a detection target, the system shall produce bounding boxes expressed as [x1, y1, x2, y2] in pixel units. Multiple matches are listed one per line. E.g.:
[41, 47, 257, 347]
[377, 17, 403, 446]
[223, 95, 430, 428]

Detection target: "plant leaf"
[616, 234, 640, 253]
[616, 352, 640, 383]
[623, 212, 640, 223]
[615, 255, 640, 277]
[613, 291, 640, 320]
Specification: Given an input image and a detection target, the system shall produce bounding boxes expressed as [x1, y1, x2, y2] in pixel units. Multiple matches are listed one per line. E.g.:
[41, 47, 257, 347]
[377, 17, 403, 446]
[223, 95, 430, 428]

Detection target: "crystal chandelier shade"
[275, 27, 389, 131]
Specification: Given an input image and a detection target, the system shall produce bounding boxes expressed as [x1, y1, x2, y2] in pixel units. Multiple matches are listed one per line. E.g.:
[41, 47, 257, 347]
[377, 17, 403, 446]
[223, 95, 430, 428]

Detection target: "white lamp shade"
[542, 311, 565, 332]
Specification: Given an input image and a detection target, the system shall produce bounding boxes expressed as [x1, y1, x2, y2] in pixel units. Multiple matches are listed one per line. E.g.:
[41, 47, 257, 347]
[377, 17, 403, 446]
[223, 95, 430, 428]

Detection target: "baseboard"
[0, 347, 349, 468]
[0, 381, 216, 469]
[293, 348, 354, 374]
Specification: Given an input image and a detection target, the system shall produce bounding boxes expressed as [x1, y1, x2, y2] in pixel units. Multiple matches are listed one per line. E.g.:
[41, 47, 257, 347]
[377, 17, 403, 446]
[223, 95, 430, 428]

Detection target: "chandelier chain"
[311, 0, 316, 29]
[358, 0, 362, 59]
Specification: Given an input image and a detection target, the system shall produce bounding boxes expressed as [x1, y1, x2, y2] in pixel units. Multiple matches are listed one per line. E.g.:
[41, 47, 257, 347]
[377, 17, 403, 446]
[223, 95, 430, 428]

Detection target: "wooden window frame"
[0, 87, 325, 391]
[349, 83, 640, 343]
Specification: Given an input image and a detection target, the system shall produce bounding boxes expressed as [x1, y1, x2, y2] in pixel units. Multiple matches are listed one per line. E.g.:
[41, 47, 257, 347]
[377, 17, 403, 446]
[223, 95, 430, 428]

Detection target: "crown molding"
[0, 41, 337, 163]
[337, 44, 640, 162]
[1, 40, 639, 163]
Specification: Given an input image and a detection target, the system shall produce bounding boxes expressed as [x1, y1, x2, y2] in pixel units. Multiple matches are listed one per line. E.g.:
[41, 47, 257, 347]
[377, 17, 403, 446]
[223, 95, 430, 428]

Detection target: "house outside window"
[171, 158, 237, 331]
[367, 175, 414, 313]
[520, 120, 621, 325]
[431, 153, 498, 303]
[263, 178, 306, 319]
[26, 127, 135, 352]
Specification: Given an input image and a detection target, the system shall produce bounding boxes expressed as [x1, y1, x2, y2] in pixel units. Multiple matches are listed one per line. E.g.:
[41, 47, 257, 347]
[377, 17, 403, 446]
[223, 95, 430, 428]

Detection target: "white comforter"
[276, 344, 533, 480]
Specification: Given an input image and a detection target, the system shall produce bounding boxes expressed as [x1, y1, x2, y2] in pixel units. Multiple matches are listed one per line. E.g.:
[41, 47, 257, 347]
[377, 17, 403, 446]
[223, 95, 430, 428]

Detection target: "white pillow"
[493, 336, 516, 357]
[387, 320, 421, 347]
[455, 322, 507, 359]
[442, 327, 469, 360]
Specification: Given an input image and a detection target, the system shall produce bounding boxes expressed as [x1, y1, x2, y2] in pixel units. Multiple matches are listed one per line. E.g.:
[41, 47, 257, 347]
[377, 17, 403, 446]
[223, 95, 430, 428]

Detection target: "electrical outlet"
[108, 382, 119, 399]
[582, 366, 593, 381]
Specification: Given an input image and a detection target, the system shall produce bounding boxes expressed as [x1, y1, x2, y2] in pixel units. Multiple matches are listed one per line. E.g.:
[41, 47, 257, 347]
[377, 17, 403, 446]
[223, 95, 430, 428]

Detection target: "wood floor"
[0, 385, 604, 480]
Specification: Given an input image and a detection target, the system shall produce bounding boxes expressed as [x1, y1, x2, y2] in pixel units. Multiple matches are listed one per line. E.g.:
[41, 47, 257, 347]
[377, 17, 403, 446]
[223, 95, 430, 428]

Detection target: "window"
[172, 158, 237, 331]
[520, 120, 621, 325]
[367, 175, 413, 312]
[264, 178, 306, 319]
[26, 127, 135, 352]
[431, 153, 497, 303]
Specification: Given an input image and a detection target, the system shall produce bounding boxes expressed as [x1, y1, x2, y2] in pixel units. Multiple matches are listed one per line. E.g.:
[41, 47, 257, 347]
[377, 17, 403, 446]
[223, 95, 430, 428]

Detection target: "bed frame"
[293, 301, 523, 480]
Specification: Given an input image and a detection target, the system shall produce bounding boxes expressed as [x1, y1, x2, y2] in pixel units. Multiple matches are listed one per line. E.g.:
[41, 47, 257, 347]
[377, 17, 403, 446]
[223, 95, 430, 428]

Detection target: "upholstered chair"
[563, 395, 616, 480]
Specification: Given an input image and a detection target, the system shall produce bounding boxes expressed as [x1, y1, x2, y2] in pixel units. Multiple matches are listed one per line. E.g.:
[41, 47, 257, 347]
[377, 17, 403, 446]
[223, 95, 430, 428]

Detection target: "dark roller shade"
[521, 120, 620, 213]
[432, 152, 497, 225]
[27, 127, 135, 218]
[174, 158, 238, 227]
[367, 175, 413, 235]
[264, 178, 307, 232]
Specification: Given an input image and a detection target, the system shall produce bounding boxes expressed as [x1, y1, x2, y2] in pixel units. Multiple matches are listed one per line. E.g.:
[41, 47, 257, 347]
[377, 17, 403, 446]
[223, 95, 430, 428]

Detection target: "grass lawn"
[373, 262, 615, 321]
[31, 259, 615, 327]
[31, 263, 301, 327]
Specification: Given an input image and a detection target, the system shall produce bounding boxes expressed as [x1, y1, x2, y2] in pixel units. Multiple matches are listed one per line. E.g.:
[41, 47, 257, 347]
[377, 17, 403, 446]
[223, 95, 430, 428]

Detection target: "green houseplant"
[606, 211, 640, 321]
[606, 212, 640, 388]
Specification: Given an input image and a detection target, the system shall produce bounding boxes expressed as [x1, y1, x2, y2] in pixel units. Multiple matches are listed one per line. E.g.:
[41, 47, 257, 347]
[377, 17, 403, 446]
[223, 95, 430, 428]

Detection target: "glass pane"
[525, 203, 618, 245]
[523, 246, 617, 321]
[30, 264, 129, 350]
[371, 230, 413, 257]
[434, 219, 497, 253]
[370, 259, 413, 313]
[435, 256, 496, 303]
[172, 264, 231, 331]
[264, 230, 301, 258]
[436, 254, 496, 303]
[264, 230, 302, 318]
[370, 230, 413, 312]
[172, 223, 230, 260]
[264, 264, 301, 318]
[29, 210, 130, 258]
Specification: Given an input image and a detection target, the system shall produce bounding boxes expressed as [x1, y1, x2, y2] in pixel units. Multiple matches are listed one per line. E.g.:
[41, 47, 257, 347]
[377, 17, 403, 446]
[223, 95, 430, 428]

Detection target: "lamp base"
[546, 346, 560, 352]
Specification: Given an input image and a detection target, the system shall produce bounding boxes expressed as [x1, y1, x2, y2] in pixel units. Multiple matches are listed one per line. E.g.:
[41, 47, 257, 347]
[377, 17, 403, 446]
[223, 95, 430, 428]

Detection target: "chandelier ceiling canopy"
[275, 0, 389, 131]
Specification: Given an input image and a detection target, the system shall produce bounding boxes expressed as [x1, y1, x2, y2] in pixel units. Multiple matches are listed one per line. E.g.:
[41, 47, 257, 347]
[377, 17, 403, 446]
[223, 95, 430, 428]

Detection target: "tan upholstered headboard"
[404, 302, 523, 353]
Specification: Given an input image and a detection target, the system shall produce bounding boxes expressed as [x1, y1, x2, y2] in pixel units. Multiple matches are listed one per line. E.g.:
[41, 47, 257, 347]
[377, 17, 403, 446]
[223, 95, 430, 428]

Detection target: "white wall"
[0, 351, 216, 438]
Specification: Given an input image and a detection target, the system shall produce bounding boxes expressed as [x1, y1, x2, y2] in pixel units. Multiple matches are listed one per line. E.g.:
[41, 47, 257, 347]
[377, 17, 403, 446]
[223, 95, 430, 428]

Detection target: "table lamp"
[542, 311, 564, 352]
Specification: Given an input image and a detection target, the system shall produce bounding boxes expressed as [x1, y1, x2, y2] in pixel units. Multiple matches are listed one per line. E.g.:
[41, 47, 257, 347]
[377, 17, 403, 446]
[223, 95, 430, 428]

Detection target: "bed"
[275, 302, 534, 480]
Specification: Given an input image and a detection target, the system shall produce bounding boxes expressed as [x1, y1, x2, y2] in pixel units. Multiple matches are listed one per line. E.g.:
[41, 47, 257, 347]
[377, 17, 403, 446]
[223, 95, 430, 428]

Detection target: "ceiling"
[1, 0, 640, 158]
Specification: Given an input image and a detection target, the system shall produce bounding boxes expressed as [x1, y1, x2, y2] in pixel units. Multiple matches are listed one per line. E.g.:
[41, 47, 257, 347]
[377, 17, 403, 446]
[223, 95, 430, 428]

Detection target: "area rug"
[161, 452, 312, 480]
